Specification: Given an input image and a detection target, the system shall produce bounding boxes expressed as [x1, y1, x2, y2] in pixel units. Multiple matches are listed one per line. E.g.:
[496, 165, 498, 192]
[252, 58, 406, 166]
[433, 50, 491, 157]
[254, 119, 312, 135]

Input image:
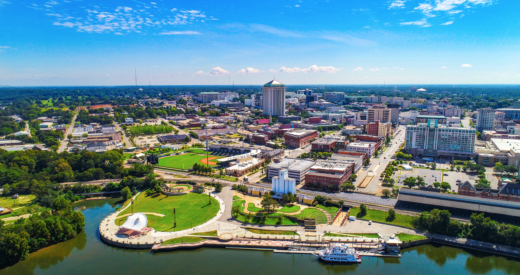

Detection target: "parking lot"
[393, 168, 443, 187]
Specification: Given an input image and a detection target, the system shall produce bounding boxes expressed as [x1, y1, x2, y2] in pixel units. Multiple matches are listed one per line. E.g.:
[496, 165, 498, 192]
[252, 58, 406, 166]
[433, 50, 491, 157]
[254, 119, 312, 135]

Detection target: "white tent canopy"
[402, 164, 413, 171]
[121, 213, 148, 232]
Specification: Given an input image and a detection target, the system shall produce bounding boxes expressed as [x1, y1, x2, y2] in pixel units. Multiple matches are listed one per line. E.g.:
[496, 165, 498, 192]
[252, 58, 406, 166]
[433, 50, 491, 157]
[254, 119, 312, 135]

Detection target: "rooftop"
[268, 158, 315, 171]
[491, 138, 520, 153]
[264, 79, 285, 87]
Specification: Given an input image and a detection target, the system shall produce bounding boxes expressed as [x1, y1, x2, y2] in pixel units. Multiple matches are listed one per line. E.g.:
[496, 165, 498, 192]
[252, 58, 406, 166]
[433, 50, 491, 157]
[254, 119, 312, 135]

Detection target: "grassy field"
[295, 208, 328, 224]
[396, 233, 427, 242]
[245, 228, 298, 235]
[116, 192, 219, 232]
[233, 196, 243, 201]
[277, 205, 301, 213]
[128, 124, 173, 136]
[190, 230, 218, 236]
[0, 195, 36, 208]
[203, 174, 238, 182]
[185, 148, 208, 154]
[158, 153, 221, 170]
[161, 236, 204, 245]
[349, 207, 414, 228]
[123, 153, 134, 160]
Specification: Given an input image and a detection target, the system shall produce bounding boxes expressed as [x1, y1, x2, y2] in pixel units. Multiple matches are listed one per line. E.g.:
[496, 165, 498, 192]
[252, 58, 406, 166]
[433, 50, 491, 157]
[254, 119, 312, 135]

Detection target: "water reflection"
[412, 243, 459, 267]
[466, 254, 519, 275]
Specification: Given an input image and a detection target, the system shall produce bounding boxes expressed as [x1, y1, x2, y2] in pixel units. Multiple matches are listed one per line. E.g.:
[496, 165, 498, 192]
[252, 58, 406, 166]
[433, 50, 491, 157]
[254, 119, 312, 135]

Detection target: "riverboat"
[315, 244, 361, 263]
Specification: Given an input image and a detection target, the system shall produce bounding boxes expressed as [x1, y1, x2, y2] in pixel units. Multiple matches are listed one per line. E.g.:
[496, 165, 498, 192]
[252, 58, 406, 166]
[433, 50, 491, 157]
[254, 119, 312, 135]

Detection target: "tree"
[382, 189, 391, 198]
[154, 185, 161, 193]
[215, 183, 223, 192]
[121, 186, 132, 201]
[82, 133, 88, 138]
[358, 204, 367, 218]
[457, 166, 462, 172]
[493, 162, 504, 173]
[350, 174, 357, 181]
[261, 193, 279, 214]
[440, 182, 452, 192]
[51, 196, 71, 213]
[431, 163, 437, 170]
[403, 177, 418, 188]
[0, 232, 30, 265]
[433, 182, 440, 188]
[67, 134, 73, 140]
[387, 209, 396, 221]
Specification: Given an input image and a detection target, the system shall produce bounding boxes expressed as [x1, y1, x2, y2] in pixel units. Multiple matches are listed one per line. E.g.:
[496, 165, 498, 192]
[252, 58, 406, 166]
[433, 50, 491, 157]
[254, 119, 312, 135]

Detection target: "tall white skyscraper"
[262, 79, 286, 116]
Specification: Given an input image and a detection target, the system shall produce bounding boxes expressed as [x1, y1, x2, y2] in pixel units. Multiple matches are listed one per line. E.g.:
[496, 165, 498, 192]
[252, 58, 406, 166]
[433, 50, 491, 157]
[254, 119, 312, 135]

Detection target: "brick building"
[246, 133, 269, 145]
[305, 162, 354, 189]
[311, 136, 346, 152]
[458, 181, 520, 202]
[337, 150, 367, 161]
[367, 121, 392, 138]
[284, 130, 318, 148]
[351, 135, 384, 151]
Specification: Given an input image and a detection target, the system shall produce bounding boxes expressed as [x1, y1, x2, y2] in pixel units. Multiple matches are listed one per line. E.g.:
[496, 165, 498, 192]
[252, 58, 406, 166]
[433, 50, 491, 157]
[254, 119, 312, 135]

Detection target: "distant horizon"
[2, 83, 520, 88]
[1, 0, 520, 86]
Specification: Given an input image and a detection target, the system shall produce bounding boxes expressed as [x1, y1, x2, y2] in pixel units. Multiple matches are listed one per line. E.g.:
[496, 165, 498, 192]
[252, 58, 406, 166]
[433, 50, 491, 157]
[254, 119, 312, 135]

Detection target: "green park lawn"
[245, 228, 298, 235]
[185, 148, 208, 154]
[396, 233, 427, 242]
[349, 207, 414, 228]
[0, 194, 36, 208]
[233, 196, 243, 201]
[115, 192, 220, 232]
[161, 236, 205, 245]
[277, 205, 301, 213]
[158, 153, 221, 170]
[247, 203, 263, 213]
[324, 233, 379, 238]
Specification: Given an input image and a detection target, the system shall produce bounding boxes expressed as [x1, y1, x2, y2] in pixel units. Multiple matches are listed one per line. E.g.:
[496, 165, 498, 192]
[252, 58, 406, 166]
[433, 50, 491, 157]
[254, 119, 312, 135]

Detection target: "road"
[25, 121, 31, 137]
[114, 122, 133, 148]
[58, 113, 78, 153]
[358, 125, 407, 193]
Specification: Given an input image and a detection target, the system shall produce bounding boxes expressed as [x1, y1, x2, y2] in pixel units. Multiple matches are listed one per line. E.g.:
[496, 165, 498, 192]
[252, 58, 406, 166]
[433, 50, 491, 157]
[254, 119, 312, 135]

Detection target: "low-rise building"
[305, 162, 354, 189]
[284, 130, 318, 148]
[311, 136, 345, 152]
[458, 181, 520, 203]
[246, 133, 269, 145]
[342, 125, 364, 135]
[267, 158, 315, 184]
[330, 153, 364, 173]
[346, 142, 376, 157]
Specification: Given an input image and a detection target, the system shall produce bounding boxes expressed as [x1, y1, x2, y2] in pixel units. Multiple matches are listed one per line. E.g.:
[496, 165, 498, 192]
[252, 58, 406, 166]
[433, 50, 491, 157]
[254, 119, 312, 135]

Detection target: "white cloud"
[295, 5, 300, 7]
[209, 67, 230, 76]
[278, 65, 342, 73]
[159, 31, 201, 35]
[237, 67, 260, 74]
[31, 2, 213, 35]
[400, 18, 431, 27]
[389, 0, 407, 9]
[410, 0, 495, 25]
[461, 64, 473, 67]
[393, 66, 405, 70]
[369, 68, 380, 71]
[441, 66, 447, 69]
[441, 21, 454, 25]
[353, 67, 363, 71]
[195, 71, 205, 75]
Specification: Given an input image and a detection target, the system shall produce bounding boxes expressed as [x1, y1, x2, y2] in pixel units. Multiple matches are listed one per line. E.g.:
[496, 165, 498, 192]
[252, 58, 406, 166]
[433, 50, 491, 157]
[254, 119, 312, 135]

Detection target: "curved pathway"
[99, 190, 227, 248]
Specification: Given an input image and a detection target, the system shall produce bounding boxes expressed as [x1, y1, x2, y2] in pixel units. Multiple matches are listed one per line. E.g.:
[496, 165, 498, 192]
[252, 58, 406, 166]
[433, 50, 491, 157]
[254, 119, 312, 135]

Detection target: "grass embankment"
[349, 207, 414, 228]
[123, 153, 134, 160]
[115, 192, 219, 231]
[202, 174, 238, 182]
[162, 237, 204, 245]
[245, 228, 298, 235]
[396, 233, 427, 242]
[316, 204, 339, 217]
[190, 230, 218, 236]
[233, 196, 243, 201]
[295, 208, 328, 224]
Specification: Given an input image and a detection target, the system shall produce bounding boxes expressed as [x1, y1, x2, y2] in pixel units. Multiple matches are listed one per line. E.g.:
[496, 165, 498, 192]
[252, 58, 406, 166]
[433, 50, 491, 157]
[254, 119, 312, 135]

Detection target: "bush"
[121, 186, 132, 201]
[358, 204, 367, 218]
[382, 189, 391, 197]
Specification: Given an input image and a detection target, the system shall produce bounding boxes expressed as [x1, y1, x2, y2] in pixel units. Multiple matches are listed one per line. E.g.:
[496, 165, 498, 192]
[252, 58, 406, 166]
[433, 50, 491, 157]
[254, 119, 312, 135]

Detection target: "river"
[1, 199, 519, 275]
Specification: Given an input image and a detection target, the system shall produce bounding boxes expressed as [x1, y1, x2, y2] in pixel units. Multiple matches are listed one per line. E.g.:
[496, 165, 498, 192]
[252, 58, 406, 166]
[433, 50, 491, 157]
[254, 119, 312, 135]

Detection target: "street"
[57, 113, 78, 153]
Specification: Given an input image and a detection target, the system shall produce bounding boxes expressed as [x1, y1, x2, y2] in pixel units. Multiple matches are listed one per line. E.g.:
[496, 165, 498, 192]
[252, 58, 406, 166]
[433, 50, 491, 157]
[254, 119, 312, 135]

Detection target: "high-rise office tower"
[262, 79, 286, 116]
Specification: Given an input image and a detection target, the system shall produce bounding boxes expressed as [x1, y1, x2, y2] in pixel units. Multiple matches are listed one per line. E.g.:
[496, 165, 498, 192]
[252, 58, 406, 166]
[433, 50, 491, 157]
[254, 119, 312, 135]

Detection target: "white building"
[262, 79, 286, 116]
[346, 142, 376, 156]
[476, 108, 495, 132]
[272, 169, 296, 196]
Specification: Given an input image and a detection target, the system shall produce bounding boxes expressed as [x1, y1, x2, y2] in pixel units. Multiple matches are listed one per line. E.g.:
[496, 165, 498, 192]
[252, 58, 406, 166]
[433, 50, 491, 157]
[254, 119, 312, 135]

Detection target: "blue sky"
[0, 0, 519, 86]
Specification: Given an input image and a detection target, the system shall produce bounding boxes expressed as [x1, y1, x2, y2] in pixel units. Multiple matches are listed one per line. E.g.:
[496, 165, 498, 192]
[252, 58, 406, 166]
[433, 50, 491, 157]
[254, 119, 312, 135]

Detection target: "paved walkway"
[100, 190, 227, 245]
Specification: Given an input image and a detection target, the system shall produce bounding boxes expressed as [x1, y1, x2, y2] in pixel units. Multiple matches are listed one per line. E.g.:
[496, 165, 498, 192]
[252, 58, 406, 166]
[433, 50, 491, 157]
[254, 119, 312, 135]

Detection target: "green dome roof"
[264, 79, 285, 87]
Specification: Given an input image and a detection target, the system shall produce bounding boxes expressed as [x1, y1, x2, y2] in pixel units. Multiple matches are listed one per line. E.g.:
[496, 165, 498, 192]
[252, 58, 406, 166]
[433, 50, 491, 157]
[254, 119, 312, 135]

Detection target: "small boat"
[315, 243, 361, 263]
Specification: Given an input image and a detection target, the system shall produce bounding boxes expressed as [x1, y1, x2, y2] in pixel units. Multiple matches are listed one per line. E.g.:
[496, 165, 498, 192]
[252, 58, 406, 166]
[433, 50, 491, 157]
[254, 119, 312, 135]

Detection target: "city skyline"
[1, 0, 519, 86]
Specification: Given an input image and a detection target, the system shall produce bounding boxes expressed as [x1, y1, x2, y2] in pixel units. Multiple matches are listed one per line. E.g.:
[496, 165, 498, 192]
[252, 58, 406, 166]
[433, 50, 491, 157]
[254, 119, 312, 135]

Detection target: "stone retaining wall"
[400, 238, 432, 248]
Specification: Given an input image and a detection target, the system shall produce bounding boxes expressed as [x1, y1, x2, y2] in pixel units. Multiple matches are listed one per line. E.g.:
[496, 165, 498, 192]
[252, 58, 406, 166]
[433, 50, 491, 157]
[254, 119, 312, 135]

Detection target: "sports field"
[158, 152, 222, 170]
[116, 192, 220, 232]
